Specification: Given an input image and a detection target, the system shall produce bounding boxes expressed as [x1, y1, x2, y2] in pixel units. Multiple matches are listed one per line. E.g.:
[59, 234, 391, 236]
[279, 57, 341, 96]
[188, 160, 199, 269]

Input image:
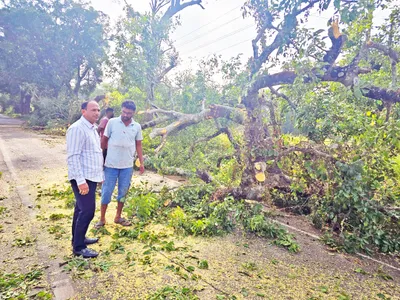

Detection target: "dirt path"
[0, 115, 399, 300]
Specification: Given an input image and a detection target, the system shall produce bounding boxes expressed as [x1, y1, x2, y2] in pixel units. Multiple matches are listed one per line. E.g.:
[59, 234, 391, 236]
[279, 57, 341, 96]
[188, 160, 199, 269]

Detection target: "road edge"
[0, 134, 76, 300]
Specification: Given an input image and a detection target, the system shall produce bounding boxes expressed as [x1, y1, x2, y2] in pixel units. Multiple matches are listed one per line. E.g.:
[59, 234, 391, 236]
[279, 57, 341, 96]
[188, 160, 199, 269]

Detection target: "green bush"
[314, 161, 400, 254]
[28, 94, 80, 128]
[124, 188, 160, 221]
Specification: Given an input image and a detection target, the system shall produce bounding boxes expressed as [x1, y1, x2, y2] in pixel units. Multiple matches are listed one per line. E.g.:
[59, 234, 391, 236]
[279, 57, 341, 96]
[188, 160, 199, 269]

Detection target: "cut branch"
[323, 20, 347, 66]
[141, 116, 172, 130]
[155, 135, 168, 154]
[148, 105, 245, 139]
[142, 108, 185, 118]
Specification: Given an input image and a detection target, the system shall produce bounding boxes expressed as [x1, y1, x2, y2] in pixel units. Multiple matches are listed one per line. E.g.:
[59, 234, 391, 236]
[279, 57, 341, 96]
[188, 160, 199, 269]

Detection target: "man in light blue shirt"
[96, 100, 144, 228]
[67, 100, 104, 258]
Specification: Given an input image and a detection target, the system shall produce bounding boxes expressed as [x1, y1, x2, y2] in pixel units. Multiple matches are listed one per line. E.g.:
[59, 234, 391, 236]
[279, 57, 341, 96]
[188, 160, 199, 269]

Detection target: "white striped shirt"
[66, 116, 104, 185]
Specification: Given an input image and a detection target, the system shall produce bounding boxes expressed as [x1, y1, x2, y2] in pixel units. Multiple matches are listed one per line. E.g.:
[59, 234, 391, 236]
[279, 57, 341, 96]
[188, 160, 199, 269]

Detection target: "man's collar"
[80, 116, 95, 129]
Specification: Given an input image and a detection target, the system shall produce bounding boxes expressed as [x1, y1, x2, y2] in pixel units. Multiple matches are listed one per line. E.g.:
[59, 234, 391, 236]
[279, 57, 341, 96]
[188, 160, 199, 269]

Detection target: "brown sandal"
[94, 221, 105, 229]
[114, 218, 131, 226]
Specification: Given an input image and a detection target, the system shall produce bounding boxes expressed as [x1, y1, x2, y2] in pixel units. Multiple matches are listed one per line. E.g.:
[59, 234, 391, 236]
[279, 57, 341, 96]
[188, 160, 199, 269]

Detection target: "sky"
[89, 0, 395, 77]
[89, 0, 258, 72]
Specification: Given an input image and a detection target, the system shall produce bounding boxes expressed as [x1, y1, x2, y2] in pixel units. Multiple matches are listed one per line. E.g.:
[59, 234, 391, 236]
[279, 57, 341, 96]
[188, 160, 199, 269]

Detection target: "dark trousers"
[70, 180, 97, 251]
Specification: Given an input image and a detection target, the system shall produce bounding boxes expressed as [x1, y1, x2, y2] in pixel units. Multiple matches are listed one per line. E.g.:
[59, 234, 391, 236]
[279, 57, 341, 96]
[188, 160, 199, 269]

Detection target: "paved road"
[0, 114, 183, 299]
[0, 114, 74, 299]
[0, 113, 25, 126]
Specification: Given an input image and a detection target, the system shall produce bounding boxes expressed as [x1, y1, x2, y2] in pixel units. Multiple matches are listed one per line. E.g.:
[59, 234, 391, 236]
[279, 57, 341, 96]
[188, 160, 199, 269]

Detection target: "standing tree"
[0, 0, 108, 113]
[111, 0, 204, 108]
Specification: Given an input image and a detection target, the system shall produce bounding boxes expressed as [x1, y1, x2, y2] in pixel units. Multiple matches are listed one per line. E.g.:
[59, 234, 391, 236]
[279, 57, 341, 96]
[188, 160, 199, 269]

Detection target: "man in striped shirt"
[66, 101, 104, 258]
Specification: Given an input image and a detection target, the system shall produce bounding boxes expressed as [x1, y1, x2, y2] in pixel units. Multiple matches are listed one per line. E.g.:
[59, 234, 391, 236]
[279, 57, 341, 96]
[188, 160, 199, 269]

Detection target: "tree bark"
[239, 93, 290, 200]
[19, 91, 31, 115]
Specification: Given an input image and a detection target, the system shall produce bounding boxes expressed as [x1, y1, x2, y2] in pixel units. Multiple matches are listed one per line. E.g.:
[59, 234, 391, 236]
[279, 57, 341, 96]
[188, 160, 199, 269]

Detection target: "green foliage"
[0, 268, 48, 299]
[110, 241, 125, 253]
[280, 80, 400, 254]
[146, 286, 199, 300]
[63, 256, 114, 275]
[49, 213, 67, 221]
[40, 185, 76, 209]
[241, 204, 300, 253]
[12, 236, 36, 247]
[173, 185, 215, 207]
[167, 186, 299, 251]
[48, 225, 66, 239]
[0, 94, 12, 113]
[242, 262, 257, 271]
[113, 227, 140, 240]
[168, 207, 188, 231]
[91, 226, 111, 236]
[63, 257, 90, 275]
[314, 160, 400, 254]
[91, 260, 115, 273]
[143, 124, 242, 187]
[28, 94, 81, 128]
[375, 267, 393, 281]
[198, 260, 209, 269]
[124, 188, 159, 221]
[0, 206, 7, 215]
[168, 195, 236, 237]
[0, 0, 108, 114]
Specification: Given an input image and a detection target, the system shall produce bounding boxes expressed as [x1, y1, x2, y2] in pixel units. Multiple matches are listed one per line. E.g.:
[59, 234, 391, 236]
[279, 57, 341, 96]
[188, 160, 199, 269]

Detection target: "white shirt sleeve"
[66, 126, 86, 185]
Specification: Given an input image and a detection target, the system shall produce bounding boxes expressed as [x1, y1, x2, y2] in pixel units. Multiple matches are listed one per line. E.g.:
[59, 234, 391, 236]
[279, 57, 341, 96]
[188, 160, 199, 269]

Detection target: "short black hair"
[121, 100, 136, 111]
[105, 107, 114, 113]
[81, 101, 88, 110]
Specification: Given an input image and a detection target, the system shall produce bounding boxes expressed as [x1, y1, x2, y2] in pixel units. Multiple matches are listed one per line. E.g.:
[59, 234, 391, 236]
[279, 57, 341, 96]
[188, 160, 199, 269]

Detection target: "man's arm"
[135, 140, 145, 174]
[101, 120, 111, 150]
[97, 118, 107, 134]
[101, 135, 109, 150]
[66, 126, 86, 185]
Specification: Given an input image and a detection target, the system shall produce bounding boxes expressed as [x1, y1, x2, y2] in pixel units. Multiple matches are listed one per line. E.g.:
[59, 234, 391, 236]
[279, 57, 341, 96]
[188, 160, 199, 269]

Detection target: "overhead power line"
[175, 3, 243, 42]
[176, 15, 242, 48]
[180, 24, 254, 56]
[214, 38, 253, 55]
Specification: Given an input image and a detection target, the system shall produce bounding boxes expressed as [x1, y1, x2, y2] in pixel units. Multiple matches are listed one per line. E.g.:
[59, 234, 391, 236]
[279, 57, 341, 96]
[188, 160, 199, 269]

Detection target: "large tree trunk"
[18, 91, 31, 115]
[237, 93, 290, 200]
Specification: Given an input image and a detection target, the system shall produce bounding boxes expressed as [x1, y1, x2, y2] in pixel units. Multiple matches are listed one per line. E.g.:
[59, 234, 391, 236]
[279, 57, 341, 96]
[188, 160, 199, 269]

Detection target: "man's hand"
[78, 182, 89, 195]
[139, 165, 145, 175]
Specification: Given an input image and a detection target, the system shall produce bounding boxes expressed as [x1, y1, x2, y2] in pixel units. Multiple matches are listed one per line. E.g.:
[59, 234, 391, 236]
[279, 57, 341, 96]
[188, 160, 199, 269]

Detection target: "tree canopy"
[0, 0, 108, 113]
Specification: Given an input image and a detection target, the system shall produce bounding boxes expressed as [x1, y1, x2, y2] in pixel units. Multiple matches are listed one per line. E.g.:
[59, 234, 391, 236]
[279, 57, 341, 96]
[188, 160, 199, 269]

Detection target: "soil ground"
[0, 114, 399, 300]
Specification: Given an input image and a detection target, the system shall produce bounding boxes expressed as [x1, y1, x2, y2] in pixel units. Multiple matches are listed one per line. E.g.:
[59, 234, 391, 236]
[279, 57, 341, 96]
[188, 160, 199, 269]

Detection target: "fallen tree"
[139, 1, 400, 201]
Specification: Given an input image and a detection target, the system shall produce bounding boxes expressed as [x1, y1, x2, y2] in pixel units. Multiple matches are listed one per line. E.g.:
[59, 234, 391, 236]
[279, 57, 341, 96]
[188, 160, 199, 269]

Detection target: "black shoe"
[84, 237, 99, 245]
[73, 248, 98, 258]
[71, 237, 99, 246]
